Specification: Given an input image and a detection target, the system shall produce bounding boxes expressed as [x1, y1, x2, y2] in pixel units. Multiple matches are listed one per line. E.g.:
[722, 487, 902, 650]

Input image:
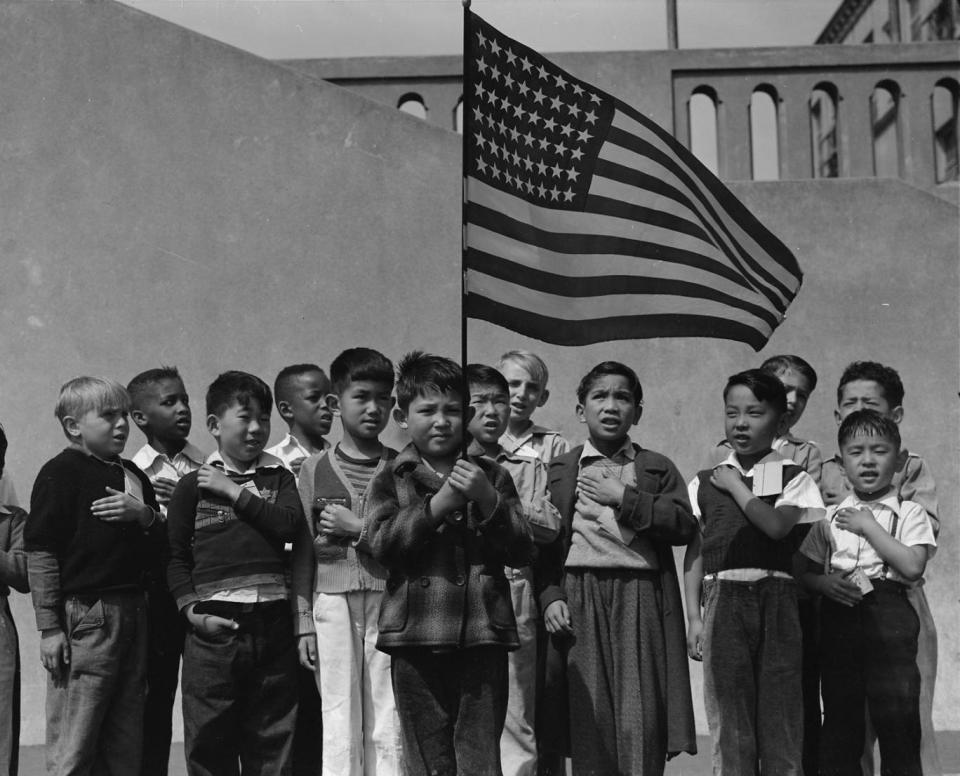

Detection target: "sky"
[115, 0, 840, 60]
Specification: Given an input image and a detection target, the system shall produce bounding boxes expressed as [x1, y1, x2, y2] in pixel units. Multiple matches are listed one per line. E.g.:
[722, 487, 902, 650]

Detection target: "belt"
[703, 569, 792, 583]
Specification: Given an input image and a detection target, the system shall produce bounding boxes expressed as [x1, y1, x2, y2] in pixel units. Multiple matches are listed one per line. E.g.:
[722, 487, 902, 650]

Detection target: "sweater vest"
[697, 465, 808, 575]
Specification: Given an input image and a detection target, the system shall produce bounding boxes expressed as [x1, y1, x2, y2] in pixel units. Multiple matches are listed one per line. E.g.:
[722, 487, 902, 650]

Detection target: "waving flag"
[462, 11, 803, 351]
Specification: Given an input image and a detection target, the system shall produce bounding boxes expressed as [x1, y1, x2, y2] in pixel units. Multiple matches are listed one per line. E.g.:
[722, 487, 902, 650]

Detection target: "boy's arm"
[166, 474, 200, 611]
[367, 467, 448, 569]
[834, 504, 930, 582]
[522, 458, 562, 545]
[477, 465, 534, 568]
[0, 510, 28, 593]
[292, 459, 318, 638]
[711, 466, 802, 540]
[617, 456, 697, 545]
[231, 468, 304, 543]
[682, 530, 704, 660]
[899, 456, 939, 536]
[802, 442, 823, 486]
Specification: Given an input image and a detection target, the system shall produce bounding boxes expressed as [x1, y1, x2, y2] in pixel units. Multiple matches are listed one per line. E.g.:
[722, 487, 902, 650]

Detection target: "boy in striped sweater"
[292, 348, 402, 776]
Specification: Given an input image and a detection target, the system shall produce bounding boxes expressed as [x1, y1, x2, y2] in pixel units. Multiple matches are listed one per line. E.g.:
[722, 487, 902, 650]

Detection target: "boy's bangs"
[56, 377, 131, 420]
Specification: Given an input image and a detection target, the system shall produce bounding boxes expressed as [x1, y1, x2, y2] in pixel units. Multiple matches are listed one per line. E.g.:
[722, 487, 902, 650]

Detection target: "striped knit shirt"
[335, 446, 380, 496]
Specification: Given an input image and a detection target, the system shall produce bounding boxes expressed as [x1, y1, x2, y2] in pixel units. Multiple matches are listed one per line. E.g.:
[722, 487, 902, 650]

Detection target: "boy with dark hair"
[0, 424, 28, 776]
[128, 365, 204, 776]
[292, 347, 402, 776]
[820, 360, 942, 776]
[367, 352, 533, 776]
[801, 410, 935, 776]
[537, 361, 697, 775]
[268, 364, 334, 476]
[167, 370, 305, 776]
[26, 377, 163, 774]
[498, 350, 570, 463]
[465, 363, 561, 776]
[684, 370, 823, 776]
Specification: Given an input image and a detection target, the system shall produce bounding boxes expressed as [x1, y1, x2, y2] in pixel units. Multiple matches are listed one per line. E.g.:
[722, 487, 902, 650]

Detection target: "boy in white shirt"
[267, 364, 333, 477]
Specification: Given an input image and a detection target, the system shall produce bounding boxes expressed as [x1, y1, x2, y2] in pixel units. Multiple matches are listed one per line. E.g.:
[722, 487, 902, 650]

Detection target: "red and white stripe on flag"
[462, 11, 803, 351]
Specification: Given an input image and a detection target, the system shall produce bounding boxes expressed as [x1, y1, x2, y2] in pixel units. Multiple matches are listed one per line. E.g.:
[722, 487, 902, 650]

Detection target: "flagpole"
[460, 0, 472, 458]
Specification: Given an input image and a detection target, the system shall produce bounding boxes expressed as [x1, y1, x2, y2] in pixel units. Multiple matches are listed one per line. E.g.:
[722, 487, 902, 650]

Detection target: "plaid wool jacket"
[367, 444, 533, 653]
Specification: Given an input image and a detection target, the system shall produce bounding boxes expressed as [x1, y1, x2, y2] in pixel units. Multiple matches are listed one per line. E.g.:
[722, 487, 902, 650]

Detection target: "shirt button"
[455, 575, 466, 586]
[420, 577, 430, 588]
[217, 510, 225, 523]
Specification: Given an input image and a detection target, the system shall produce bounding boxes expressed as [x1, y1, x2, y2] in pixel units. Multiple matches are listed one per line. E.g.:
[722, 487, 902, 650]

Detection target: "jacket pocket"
[67, 598, 105, 638]
[377, 576, 410, 633]
[482, 574, 515, 631]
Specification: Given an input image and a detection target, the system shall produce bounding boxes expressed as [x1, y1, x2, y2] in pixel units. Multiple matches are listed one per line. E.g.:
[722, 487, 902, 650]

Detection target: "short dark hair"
[759, 354, 818, 393]
[127, 366, 183, 408]
[836, 361, 904, 408]
[330, 348, 394, 396]
[273, 364, 328, 411]
[576, 361, 643, 407]
[395, 351, 462, 411]
[0, 424, 7, 479]
[206, 371, 273, 418]
[838, 409, 901, 451]
[466, 364, 509, 395]
[724, 369, 787, 415]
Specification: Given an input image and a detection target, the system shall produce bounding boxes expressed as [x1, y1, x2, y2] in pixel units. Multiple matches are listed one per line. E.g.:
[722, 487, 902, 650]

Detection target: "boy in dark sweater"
[167, 371, 305, 776]
[25, 377, 163, 774]
[367, 352, 533, 776]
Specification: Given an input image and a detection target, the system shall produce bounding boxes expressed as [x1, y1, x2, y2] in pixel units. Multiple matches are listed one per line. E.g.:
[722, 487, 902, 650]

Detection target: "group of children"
[0, 348, 941, 776]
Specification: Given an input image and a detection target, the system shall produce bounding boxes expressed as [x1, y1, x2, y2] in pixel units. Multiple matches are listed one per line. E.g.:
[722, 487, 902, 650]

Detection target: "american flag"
[463, 11, 803, 351]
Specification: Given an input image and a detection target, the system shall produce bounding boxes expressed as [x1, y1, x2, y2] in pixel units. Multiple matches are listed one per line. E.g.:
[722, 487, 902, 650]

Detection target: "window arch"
[871, 81, 902, 177]
[932, 78, 958, 183]
[689, 87, 719, 175]
[397, 92, 427, 121]
[750, 85, 780, 180]
[810, 82, 839, 178]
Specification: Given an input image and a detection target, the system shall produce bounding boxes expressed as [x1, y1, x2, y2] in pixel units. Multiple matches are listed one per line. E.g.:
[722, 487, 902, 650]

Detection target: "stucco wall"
[0, 0, 957, 747]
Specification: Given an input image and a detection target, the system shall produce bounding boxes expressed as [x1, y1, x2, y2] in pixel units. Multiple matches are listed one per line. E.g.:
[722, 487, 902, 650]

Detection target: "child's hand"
[429, 479, 468, 519]
[709, 465, 742, 494]
[574, 492, 605, 521]
[90, 487, 155, 527]
[151, 476, 179, 506]
[185, 603, 239, 636]
[543, 600, 573, 635]
[448, 460, 498, 516]
[834, 506, 876, 537]
[197, 464, 243, 502]
[40, 628, 70, 685]
[298, 634, 317, 670]
[686, 619, 704, 661]
[317, 505, 362, 540]
[577, 470, 626, 508]
[819, 572, 864, 607]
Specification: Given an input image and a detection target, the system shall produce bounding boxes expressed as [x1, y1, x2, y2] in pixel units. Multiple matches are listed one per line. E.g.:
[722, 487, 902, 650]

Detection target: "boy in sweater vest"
[167, 371, 305, 776]
[683, 370, 823, 775]
[292, 347, 401, 776]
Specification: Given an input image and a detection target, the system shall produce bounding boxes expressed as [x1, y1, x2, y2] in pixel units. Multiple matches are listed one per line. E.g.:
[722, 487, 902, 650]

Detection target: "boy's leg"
[500, 569, 538, 776]
[798, 595, 822, 776]
[45, 595, 135, 776]
[314, 592, 364, 776]
[908, 584, 942, 776]
[181, 616, 245, 776]
[360, 590, 402, 776]
[452, 646, 508, 776]
[391, 648, 458, 776]
[0, 598, 20, 776]
[864, 585, 922, 776]
[702, 579, 760, 775]
[142, 582, 185, 776]
[755, 579, 803, 776]
[238, 602, 299, 776]
[819, 598, 867, 776]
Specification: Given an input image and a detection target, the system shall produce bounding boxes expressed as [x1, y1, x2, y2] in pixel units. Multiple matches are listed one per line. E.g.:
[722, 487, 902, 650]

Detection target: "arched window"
[397, 93, 427, 121]
[689, 87, 719, 175]
[453, 97, 464, 134]
[750, 85, 780, 180]
[871, 81, 902, 177]
[810, 83, 839, 178]
[932, 79, 958, 183]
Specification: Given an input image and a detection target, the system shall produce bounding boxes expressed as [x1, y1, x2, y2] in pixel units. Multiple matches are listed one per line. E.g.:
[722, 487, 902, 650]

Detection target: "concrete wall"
[0, 0, 957, 747]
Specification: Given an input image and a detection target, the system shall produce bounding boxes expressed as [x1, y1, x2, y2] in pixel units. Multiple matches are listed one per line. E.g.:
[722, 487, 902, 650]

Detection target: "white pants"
[500, 568, 538, 776]
[313, 591, 402, 776]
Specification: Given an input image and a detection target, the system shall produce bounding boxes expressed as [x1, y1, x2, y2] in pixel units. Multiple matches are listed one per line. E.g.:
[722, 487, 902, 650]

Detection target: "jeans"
[142, 582, 185, 776]
[46, 591, 148, 776]
[702, 577, 802, 776]
[392, 646, 508, 776]
[181, 600, 298, 776]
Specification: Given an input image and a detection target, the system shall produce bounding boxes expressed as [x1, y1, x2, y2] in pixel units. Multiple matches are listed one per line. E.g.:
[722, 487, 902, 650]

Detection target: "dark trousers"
[291, 666, 322, 776]
[819, 582, 921, 776]
[392, 646, 508, 776]
[142, 583, 185, 776]
[182, 601, 298, 776]
[799, 596, 821, 776]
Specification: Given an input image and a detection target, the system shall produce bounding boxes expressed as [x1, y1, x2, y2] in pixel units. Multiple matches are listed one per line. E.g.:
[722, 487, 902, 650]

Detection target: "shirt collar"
[206, 449, 284, 475]
[277, 433, 328, 456]
[718, 448, 785, 475]
[837, 491, 901, 516]
[133, 441, 205, 469]
[0, 505, 11, 515]
[579, 437, 637, 464]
